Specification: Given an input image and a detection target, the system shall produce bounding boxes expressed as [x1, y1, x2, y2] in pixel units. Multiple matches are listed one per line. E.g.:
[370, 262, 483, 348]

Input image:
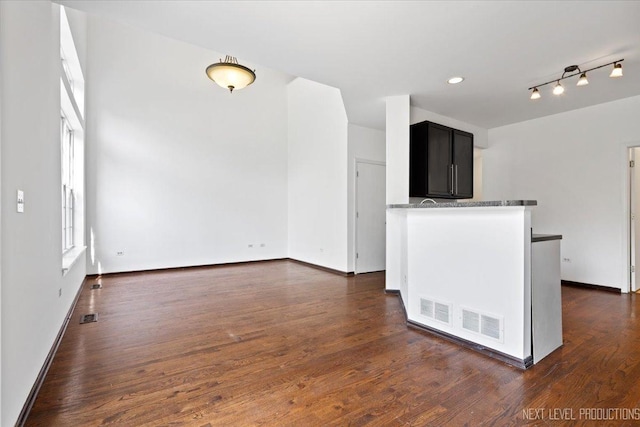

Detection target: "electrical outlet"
[17, 190, 24, 213]
[562, 257, 571, 263]
[248, 244, 254, 248]
[116, 251, 124, 256]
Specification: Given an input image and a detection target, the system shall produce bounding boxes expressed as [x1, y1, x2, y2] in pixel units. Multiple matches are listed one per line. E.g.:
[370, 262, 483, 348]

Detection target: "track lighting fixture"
[528, 59, 623, 100]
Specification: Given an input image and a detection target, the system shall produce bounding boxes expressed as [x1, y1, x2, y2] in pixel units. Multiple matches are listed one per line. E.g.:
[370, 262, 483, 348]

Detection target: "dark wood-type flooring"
[27, 260, 640, 426]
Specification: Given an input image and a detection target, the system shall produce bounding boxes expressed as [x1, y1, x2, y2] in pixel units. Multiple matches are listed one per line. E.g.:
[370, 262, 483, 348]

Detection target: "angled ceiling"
[59, 1, 640, 130]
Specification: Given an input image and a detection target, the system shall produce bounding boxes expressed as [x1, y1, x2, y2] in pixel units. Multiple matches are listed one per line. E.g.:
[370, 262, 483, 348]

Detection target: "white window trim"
[62, 246, 87, 276]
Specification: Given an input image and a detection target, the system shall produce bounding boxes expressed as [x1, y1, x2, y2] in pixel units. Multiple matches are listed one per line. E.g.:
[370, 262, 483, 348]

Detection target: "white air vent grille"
[461, 307, 503, 342]
[462, 309, 480, 333]
[481, 315, 501, 340]
[419, 297, 451, 325]
[434, 302, 450, 324]
[420, 298, 433, 318]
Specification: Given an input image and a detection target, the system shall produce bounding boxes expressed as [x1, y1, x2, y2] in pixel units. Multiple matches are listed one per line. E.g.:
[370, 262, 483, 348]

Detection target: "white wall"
[347, 123, 385, 272]
[405, 207, 532, 360]
[85, 15, 291, 274]
[386, 95, 410, 205]
[484, 95, 640, 291]
[0, 6, 3, 423]
[473, 148, 483, 201]
[0, 2, 86, 424]
[287, 78, 349, 272]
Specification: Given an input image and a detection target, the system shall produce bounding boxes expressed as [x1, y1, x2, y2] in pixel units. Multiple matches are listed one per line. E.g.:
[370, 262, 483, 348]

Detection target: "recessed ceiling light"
[447, 76, 464, 84]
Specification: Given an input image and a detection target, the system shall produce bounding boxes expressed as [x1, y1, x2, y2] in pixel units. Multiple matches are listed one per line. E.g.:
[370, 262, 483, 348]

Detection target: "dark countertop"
[387, 200, 537, 209]
[532, 234, 562, 242]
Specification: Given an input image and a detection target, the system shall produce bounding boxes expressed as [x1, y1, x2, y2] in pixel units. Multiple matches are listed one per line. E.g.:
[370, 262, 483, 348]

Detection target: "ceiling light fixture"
[205, 55, 256, 93]
[553, 81, 564, 95]
[528, 59, 623, 100]
[576, 72, 589, 86]
[447, 76, 464, 84]
[530, 87, 541, 100]
[610, 62, 623, 78]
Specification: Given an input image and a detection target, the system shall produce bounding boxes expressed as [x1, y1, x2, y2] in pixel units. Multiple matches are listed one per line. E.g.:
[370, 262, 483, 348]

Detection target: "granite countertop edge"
[532, 234, 563, 242]
[387, 200, 537, 209]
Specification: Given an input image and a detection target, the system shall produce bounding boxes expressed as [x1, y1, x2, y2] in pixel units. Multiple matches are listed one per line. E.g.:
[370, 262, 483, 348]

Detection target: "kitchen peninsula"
[386, 200, 562, 368]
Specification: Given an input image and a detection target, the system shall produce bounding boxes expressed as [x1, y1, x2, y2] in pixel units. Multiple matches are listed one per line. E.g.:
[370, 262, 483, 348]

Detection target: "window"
[61, 114, 75, 252]
[60, 47, 74, 96]
[60, 5, 85, 273]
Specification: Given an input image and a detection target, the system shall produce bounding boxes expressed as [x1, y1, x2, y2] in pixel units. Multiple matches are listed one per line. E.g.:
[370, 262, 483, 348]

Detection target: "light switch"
[17, 190, 24, 213]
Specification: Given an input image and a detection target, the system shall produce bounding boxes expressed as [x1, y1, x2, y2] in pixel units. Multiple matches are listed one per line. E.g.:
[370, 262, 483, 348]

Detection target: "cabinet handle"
[450, 165, 454, 195]
[455, 164, 458, 195]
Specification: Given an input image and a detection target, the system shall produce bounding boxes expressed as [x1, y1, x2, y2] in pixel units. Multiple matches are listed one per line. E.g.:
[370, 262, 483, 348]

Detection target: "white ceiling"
[59, 0, 640, 130]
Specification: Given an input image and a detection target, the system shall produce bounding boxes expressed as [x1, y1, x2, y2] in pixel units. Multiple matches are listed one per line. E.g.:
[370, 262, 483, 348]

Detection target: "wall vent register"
[462, 308, 504, 342]
[420, 297, 452, 325]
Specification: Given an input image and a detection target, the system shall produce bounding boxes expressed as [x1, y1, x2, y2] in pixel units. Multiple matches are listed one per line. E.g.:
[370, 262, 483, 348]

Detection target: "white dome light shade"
[447, 76, 464, 84]
[206, 56, 256, 93]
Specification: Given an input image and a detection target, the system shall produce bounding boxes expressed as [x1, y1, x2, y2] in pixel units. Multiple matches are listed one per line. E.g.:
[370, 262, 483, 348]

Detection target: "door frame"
[630, 148, 637, 292]
[622, 141, 640, 293]
[354, 158, 386, 274]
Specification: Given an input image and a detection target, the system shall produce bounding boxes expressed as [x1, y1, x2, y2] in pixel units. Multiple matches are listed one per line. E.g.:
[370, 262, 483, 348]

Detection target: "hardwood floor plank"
[26, 261, 640, 426]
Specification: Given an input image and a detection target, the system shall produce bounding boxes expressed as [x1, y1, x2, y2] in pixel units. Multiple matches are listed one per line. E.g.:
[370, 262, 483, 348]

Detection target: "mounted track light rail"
[528, 59, 624, 100]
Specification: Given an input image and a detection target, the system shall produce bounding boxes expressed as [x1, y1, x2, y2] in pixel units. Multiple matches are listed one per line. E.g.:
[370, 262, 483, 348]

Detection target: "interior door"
[356, 161, 386, 273]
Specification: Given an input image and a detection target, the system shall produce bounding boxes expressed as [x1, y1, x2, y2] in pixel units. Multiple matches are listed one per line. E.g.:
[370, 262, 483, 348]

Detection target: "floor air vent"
[462, 307, 503, 342]
[80, 313, 98, 324]
[420, 297, 452, 325]
[91, 283, 102, 290]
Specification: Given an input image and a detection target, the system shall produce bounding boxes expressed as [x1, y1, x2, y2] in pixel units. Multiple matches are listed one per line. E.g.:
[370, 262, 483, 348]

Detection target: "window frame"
[61, 113, 75, 254]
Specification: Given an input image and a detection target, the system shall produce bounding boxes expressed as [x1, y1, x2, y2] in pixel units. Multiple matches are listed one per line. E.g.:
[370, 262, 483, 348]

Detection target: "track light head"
[577, 73, 589, 86]
[530, 87, 541, 100]
[610, 63, 623, 78]
[553, 81, 564, 95]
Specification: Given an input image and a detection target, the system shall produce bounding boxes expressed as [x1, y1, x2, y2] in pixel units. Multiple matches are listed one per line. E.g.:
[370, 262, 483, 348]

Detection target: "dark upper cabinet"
[452, 130, 473, 198]
[410, 121, 473, 199]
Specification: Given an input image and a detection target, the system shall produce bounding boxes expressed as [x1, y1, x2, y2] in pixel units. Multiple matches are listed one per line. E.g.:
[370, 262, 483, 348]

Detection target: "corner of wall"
[286, 77, 350, 272]
[385, 95, 410, 205]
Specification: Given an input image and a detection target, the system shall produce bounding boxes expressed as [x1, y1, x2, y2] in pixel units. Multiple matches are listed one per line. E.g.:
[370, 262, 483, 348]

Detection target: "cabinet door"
[427, 123, 452, 197]
[409, 122, 428, 197]
[452, 130, 473, 198]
